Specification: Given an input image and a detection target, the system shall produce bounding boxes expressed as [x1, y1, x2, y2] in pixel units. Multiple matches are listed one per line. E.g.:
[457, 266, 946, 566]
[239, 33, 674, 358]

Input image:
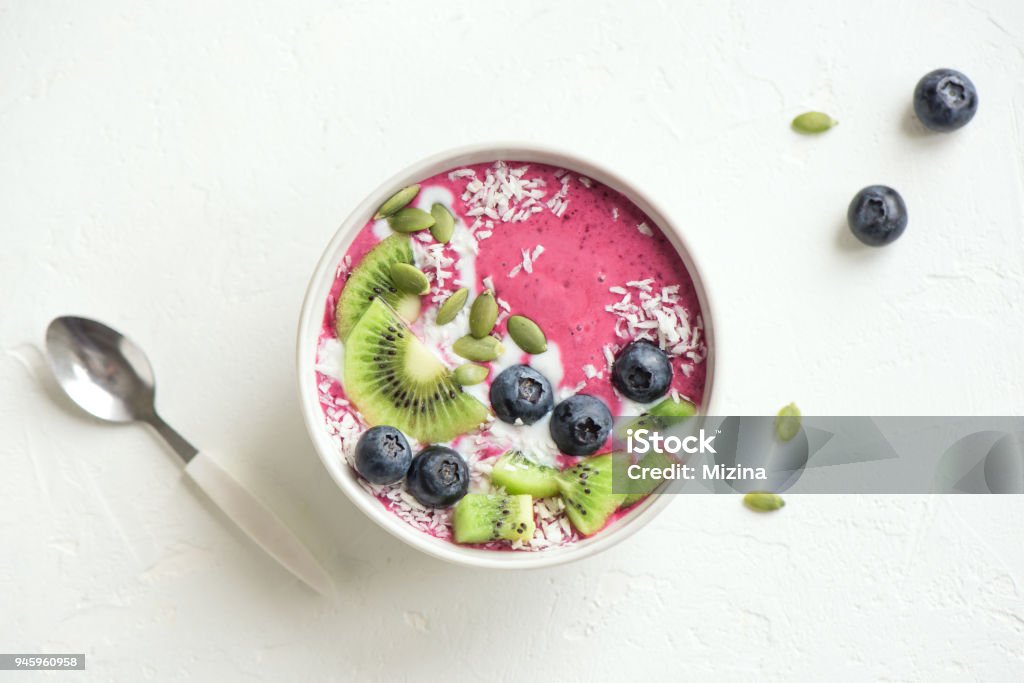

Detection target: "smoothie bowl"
[297, 144, 717, 568]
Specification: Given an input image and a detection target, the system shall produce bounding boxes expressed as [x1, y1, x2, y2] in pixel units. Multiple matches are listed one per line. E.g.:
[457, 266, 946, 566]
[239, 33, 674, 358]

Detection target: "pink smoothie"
[315, 160, 707, 551]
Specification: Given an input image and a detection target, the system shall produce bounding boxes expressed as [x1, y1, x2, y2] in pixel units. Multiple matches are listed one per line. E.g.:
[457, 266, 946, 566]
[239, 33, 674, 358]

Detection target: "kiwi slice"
[335, 235, 422, 340]
[344, 298, 489, 443]
[614, 396, 697, 441]
[620, 450, 676, 508]
[555, 453, 625, 537]
[490, 450, 559, 498]
[453, 494, 535, 544]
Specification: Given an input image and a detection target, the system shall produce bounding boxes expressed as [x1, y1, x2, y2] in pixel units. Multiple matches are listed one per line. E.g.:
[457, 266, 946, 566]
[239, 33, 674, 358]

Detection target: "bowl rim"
[296, 141, 719, 569]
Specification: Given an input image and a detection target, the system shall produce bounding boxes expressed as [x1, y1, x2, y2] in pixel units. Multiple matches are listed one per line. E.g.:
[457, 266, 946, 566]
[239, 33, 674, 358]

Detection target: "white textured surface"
[2, 0, 1024, 680]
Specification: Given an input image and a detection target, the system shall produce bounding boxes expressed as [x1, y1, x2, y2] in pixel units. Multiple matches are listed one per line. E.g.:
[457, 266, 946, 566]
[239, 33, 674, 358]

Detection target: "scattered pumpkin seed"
[429, 203, 455, 243]
[388, 207, 435, 233]
[506, 315, 547, 354]
[389, 262, 430, 295]
[453, 363, 489, 386]
[791, 111, 837, 134]
[436, 288, 469, 325]
[453, 335, 504, 362]
[775, 402, 802, 442]
[374, 185, 420, 220]
[469, 290, 498, 339]
[743, 492, 786, 512]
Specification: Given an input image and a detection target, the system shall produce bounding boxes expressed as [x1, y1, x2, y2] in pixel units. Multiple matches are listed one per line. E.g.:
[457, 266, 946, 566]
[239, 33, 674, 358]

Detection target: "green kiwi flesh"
[489, 450, 559, 498]
[335, 235, 421, 340]
[344, 298, 489, 443]
[614, 396, 697, 441]
[555, 453, 625, 537]
[453, 494, 535, 544]
[620, 450, 676, 508]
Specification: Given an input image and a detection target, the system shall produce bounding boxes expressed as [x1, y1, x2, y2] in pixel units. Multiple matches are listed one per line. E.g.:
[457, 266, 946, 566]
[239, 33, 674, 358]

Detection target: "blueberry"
[611, 340, 673, 402]
[354, 425, 412, 484]
[406, 445, 469, 507]
[489, 364, 554, 425]
[549, 394, 613, 456]
[913, 69, 978, 132]
[847, 185, 908, 247]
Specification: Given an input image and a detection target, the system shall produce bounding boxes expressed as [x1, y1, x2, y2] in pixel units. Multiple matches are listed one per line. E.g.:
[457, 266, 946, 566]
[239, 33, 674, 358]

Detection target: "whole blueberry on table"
[847, 185, 908, 247]
[489, 364, 554, 425]
[611, 340, 673, 403]
[913, 69, 978, 132]
[406, 445, 469, 507]
[354, 425, 413, 484]
[549, 394, 613, 456]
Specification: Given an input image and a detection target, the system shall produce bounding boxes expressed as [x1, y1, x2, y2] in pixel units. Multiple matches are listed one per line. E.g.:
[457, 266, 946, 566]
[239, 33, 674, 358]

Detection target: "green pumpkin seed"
[506, 315, 547, 354]
[389, 262, 430, 295]
[469, 290, 498, 339]
[775, 402, 801, 442]
[374, 185, 420, 220]
[453, 363, 489, 386]
[453, 335, 504, 362]
[429, 203, 455, 243]
[743, 492, 785, 512]
[388, 207, 435, 233]
[791, 111, 837, 134]
[436, 288, 469, 325]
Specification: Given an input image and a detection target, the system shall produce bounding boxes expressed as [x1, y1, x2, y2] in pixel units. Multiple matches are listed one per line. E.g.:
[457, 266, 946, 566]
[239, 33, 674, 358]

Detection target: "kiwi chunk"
[620, 450, 676, 508]
[344, 298, 489, 443]
[555, 454, 625, 537]
[453, 494, 535, 544]
[490, 450, 559, 498]
[614, 396, 697, 441]
[335, 235, 422, 340]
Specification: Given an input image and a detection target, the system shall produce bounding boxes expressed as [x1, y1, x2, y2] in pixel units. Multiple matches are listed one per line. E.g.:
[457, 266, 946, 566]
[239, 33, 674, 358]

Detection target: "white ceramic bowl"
[297, 143, 718, 569]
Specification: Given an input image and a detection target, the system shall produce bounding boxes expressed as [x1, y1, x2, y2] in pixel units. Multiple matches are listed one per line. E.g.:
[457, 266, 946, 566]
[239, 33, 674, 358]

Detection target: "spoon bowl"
[45, 316, 155, 423]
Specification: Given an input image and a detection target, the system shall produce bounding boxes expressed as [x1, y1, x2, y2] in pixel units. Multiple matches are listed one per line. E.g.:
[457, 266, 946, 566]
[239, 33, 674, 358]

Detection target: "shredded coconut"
[457, 161, 549, 243]
[413, 241, 457, 293]
[603, 279, 707, 367]
[545, 175, 571, 217]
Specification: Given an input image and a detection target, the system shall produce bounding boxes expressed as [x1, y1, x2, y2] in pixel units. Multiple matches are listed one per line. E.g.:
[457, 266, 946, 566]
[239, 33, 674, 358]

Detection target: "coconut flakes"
[603, 279, 707, 366]
[458, 161, 548, 237]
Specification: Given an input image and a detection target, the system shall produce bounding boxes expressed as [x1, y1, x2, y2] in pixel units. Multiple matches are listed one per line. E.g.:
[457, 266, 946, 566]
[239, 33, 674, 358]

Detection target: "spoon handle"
[147, 414, 199, 463]
[184, 451, 335, 596]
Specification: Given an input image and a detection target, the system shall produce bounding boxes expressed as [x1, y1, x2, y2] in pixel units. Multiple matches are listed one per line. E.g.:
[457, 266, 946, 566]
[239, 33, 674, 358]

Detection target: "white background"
[2, 1, 1024, 680]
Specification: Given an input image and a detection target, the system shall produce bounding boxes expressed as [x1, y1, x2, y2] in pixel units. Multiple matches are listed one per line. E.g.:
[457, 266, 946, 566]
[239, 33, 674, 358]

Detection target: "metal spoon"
[45, 316, 333, 596]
